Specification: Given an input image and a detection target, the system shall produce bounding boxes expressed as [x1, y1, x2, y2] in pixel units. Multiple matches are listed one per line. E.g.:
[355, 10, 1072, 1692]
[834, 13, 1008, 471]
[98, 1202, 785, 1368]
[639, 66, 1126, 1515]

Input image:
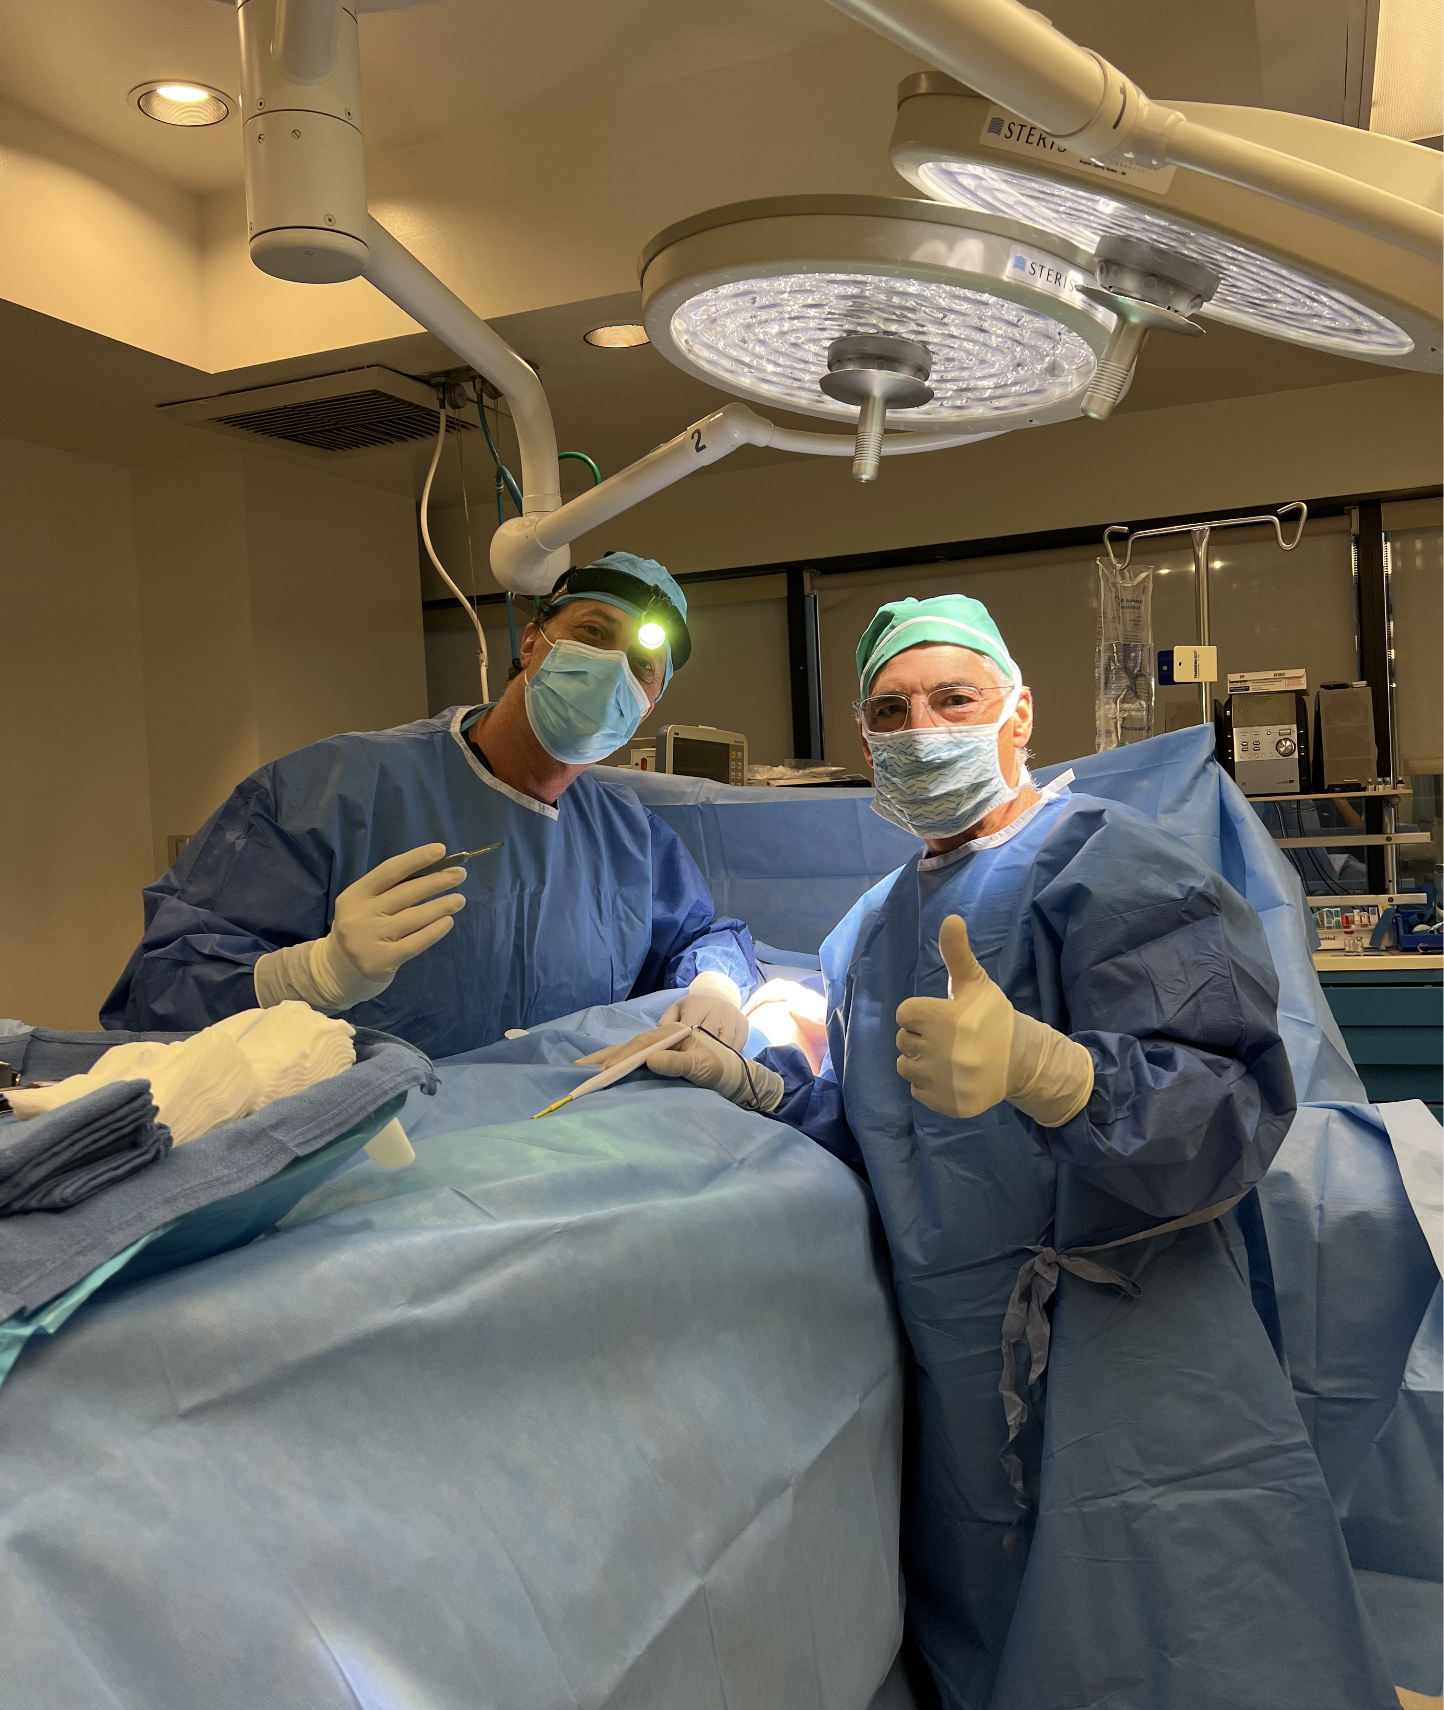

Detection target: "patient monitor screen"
[672, 738, 732, 784]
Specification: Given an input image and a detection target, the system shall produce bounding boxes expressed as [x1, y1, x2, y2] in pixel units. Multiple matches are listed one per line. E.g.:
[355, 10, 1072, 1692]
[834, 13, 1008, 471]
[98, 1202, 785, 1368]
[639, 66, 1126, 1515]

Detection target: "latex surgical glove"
[659, 971, 749, 1050]
[641, 1028, 786, 1114]
[895, 915, 1094, 1127]
[579, 974, 751, 1074]
[254, 844, 466, 1014]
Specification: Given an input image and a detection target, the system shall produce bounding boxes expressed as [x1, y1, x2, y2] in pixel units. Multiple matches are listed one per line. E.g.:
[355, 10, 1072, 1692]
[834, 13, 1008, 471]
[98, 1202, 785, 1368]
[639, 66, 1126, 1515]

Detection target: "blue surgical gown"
[764, 789, 1396, 1710]
[102, 708, 757, 1060]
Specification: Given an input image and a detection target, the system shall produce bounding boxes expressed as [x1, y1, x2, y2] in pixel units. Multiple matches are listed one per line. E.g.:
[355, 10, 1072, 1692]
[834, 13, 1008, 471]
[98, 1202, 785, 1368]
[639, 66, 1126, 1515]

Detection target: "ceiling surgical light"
[132, 81, 232, 127]
[890, 76, 1442, 370]
[640, 195, 1117, 456]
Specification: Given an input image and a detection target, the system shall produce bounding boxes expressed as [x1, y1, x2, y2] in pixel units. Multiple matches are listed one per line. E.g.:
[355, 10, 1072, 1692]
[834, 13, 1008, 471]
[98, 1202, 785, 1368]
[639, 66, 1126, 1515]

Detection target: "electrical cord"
[420, 404, 490, 702]
[455, 401, 480, 627]
[709, 1030, 773, 1113]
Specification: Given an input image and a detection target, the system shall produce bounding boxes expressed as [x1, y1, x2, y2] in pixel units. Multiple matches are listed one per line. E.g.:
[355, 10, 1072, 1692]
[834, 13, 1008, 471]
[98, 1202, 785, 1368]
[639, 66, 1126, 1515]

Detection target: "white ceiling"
[0, 0, 863, 194]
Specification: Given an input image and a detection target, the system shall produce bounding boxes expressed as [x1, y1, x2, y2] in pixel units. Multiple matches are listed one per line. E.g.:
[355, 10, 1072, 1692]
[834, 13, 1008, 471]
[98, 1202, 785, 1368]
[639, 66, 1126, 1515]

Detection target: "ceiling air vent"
[158, 366, 475, 459]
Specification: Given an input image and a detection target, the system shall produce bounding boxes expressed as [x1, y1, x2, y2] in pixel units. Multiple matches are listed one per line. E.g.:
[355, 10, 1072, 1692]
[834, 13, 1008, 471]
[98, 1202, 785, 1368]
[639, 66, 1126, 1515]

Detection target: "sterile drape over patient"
[101, 707, 757, 1060]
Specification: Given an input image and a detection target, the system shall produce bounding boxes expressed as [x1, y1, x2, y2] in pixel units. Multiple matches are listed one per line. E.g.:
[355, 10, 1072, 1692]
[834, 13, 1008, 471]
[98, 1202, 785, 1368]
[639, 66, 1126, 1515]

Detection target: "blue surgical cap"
[550, 552, 689, 687]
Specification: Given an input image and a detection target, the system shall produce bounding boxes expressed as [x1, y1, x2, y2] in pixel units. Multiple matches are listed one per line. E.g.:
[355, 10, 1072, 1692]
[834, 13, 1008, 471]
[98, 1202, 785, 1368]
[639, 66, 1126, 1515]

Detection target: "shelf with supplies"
[1245, 772, 1430, 913]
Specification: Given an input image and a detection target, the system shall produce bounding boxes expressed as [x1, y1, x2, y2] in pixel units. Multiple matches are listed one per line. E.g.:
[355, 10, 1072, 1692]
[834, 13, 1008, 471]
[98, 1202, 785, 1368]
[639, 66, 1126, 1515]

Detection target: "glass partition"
[1387, 514, 1443, 899]
[816, 518, 1358, 774]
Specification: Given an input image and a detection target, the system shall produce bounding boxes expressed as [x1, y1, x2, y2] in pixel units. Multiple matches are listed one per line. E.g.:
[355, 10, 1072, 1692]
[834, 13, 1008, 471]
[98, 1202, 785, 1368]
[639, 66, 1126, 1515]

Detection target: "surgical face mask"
[865, 682, 1023, 838]
[524, 633, 652, 765]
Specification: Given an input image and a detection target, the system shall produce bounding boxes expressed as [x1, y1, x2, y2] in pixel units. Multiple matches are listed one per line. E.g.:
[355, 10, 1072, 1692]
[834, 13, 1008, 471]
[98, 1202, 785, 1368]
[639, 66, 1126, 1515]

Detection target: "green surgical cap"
[856, 595, 1019, 694]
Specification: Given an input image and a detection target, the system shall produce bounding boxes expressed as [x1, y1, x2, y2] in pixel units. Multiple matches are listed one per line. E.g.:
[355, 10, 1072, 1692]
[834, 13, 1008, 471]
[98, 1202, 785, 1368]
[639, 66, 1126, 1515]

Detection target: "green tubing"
[559, 450, 602, 486]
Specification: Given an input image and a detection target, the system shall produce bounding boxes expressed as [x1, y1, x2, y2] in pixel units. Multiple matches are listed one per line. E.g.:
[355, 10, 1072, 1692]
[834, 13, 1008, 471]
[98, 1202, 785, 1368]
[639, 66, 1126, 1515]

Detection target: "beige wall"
[622, 577, 794, 768]
[565, 372, 1443, 575]
[0, 94, 205, 368]
[0, 434, 155, 1027]
[422, 372, 1442, 599]
[131, 452, 258, 881]
[133, 448, 429, 877]
[2, 443, 428, 1030]
[241, 454, 429, 760]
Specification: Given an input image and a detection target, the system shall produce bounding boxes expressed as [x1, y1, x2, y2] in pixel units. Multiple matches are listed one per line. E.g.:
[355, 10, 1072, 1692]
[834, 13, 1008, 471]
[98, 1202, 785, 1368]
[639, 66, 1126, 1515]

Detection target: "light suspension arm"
[237, 0, 565, 524]
[492, 404, 774, 591]
[825, 0, 1442, 259]
[1162, 119, 1442, 260]
[491, 401, 993, 592]
[362, 218, 562, 519]
[272, 0, 341, 84]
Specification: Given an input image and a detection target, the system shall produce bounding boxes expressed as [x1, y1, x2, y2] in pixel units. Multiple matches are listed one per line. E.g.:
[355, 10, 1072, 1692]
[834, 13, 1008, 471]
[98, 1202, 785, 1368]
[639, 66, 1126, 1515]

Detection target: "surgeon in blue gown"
[614, 595, 1397, 1709]
[103, 553, 758, 1061]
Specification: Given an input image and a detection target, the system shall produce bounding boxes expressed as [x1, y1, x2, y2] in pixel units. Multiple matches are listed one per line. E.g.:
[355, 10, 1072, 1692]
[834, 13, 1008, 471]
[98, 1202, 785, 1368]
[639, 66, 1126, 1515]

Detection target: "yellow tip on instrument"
[528, 1023, 693, 1120]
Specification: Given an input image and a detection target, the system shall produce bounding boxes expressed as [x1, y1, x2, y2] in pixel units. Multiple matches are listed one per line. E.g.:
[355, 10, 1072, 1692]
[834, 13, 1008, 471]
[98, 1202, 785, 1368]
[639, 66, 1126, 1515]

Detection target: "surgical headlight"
[640, 195, 1119, 436]
[547, 564, 692, 672]
[889, 77, 1442, 371]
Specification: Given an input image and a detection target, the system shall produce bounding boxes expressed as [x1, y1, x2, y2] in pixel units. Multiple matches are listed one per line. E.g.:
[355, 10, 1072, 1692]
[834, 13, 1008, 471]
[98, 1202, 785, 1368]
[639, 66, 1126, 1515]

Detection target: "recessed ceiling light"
[132, 81, 232, 128]
[584, 324, 650, 349]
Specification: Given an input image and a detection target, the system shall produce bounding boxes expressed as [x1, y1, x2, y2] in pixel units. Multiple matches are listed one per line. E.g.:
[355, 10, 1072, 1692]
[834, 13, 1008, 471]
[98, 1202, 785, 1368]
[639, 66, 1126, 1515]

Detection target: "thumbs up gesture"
[895, 915, 1014, 1118]
[896, 915, 1096, 1125]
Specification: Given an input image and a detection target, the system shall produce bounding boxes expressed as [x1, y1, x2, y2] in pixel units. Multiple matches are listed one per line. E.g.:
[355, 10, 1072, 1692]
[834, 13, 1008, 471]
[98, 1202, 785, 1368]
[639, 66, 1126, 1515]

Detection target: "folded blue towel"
[0, 1081, 172, 1214]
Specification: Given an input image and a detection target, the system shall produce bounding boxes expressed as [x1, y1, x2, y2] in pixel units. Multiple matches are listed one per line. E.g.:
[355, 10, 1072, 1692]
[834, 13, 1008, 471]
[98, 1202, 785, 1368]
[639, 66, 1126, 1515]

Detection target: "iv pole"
[1103, 502, 1308, 724]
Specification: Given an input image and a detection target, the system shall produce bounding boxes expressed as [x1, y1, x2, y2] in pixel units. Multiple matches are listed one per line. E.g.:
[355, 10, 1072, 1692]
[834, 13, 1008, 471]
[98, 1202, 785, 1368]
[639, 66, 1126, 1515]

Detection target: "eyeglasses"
[853, 683, 1000, 733]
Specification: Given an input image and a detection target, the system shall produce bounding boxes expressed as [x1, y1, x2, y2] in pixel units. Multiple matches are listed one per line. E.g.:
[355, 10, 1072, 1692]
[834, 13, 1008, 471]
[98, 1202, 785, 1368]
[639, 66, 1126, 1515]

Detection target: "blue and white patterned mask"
[866, 682, 1023, 839]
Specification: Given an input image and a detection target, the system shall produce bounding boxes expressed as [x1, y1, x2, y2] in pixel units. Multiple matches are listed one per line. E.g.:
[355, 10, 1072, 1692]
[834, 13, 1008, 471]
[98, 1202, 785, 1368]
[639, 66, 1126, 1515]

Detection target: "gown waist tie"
[998, 1193, 1247, 1501]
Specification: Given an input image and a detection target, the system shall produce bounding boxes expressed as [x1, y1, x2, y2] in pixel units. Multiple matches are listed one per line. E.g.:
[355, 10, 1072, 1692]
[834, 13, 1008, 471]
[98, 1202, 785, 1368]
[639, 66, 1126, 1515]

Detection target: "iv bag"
[1095, 560, 1155, 751]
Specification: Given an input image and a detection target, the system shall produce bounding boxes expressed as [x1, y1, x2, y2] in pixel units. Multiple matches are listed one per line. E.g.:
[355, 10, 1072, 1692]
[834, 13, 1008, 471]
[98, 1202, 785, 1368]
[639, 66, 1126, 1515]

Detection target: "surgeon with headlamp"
[623, 595, 1394, 1708]
[103, 552, 758, 1060]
